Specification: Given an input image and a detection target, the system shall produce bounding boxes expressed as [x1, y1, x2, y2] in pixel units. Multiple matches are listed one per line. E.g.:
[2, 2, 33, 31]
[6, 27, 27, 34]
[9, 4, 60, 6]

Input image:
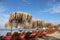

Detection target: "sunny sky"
[0, 0, 60, 28]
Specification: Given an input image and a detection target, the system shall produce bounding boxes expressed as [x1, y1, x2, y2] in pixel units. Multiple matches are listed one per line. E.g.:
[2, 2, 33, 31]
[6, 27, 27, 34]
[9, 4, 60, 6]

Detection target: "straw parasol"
[37, 19, 45, 28]
[5, 22, 13, 32]
[44, 22, 54, 28]
[5, 12, 32, 32]
[28, 19, 45, 29]
[28, 19, 38, 28]
[17, 12, 32, 28]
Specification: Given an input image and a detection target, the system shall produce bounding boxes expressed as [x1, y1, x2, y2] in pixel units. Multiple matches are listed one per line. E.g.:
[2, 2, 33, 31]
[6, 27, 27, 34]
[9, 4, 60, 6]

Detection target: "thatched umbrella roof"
[5, 12, 32, 33]
[4, 22, 13, 33]
[9, 12, 16, 23]
[28, 19, 38, 28]
[44, 22, 54, 28]
[5, 22, 12, 27]
[37, 19, 45, 28]
[9, 12, 32, 23]
[28, 19, 44, 29]
[5, 21, 18, 28]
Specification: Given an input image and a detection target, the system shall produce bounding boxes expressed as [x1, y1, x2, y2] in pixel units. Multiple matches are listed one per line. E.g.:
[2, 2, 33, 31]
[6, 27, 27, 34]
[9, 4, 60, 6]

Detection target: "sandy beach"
[32, 31, 60, 40]
[37, 31, 60, 40]
[47, 31, 60, 39]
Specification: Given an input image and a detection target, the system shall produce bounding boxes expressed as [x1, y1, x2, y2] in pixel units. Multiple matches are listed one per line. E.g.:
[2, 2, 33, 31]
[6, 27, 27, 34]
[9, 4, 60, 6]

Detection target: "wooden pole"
[11, 26, 12, 33]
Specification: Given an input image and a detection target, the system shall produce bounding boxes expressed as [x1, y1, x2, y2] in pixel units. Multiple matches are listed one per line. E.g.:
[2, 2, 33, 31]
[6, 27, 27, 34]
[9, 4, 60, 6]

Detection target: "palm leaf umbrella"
[5, 12, 32, 33]
[5, 12, 18, 33]
[5, 22, 13, 33]
[9, 12, 16, 23]
[44, 22, 55, 34]
[12, 21, 18, 28]
[37, 19, 45, 28]
[18, 12, 32, 29]
[5, 21, 18, 33]
[29, 19, 38, 28]
[44, 22, 54, 28]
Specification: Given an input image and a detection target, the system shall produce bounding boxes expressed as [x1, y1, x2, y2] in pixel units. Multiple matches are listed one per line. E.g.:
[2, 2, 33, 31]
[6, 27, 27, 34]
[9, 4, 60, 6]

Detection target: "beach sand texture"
[47, 31, 60, 39]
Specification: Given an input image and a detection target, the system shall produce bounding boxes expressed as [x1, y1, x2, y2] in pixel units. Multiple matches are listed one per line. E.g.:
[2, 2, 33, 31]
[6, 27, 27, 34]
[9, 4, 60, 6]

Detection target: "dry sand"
[36, 31, 60, 40]
[47, 31, 60, 39]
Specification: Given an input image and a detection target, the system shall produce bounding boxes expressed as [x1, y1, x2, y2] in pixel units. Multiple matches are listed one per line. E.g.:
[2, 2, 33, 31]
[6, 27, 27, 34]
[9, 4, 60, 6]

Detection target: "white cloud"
[0, 3, 8, 13]
[0, 14, 9, 28]
[22, 0, 32, 4]
[50, 2, 60, 13]
[39, 0, 60, 14]
[0, 3, 9, 28]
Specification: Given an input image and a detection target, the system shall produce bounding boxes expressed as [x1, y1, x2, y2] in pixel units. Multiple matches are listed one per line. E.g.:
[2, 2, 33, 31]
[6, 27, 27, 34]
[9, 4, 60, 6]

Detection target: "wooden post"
[11, 26, 12, 33]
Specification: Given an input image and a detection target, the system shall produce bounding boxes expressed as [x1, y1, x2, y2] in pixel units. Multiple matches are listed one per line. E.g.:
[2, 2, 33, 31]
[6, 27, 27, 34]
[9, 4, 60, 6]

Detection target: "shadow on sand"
[37, 36, 60, 40]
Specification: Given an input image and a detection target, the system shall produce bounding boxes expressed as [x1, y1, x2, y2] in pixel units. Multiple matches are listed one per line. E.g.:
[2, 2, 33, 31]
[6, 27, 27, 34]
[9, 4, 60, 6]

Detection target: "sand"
[47, 31, 60, 39]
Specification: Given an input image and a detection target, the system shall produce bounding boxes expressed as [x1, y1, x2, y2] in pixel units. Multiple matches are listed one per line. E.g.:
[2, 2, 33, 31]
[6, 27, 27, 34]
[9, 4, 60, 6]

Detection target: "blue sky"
[0, 0, 60, 28]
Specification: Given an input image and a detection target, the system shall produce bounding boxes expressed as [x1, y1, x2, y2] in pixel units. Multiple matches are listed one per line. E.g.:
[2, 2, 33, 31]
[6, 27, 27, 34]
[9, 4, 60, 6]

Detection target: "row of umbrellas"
[4, 12, 57, 33]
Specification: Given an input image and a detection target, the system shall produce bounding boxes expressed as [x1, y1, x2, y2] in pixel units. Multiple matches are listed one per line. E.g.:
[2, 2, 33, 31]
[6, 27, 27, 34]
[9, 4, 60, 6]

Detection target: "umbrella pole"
[11, 26, 12, 33]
